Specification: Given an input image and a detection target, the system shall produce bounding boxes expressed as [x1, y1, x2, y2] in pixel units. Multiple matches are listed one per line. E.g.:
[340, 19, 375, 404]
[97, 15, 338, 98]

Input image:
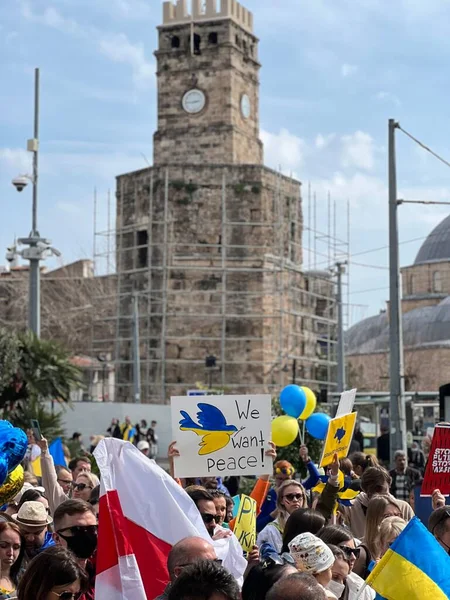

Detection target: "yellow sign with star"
[319, 412, 357, 467]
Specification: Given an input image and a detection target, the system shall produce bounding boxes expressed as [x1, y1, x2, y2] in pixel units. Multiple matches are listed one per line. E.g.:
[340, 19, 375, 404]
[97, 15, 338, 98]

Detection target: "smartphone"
[30, 419, 42, 442]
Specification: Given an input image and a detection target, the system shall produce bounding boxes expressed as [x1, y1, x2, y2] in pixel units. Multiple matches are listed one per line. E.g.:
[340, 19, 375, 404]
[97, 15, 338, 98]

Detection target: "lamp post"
[12, 68, 60, 337]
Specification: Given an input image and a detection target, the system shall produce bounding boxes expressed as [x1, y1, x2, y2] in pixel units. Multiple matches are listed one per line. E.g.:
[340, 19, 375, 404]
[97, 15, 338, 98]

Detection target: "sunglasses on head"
[261, 551, 295, 570]
[51, 592, 82, 600]
[339, 545, 360, 559]
[201, 513, 221, 525]
[283, 493, 303, 502]
[73, 483, 93, 492]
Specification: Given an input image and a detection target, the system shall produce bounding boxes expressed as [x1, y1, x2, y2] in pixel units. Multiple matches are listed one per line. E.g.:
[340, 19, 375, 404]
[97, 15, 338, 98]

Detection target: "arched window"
[433, 271, 442, 292]
[171, 36, 180, 49]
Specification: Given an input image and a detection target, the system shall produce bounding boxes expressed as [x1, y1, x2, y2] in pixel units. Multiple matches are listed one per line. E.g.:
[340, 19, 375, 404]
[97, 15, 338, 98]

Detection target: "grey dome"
[414, 214, 450, 264]
[346, 297, 450, 355]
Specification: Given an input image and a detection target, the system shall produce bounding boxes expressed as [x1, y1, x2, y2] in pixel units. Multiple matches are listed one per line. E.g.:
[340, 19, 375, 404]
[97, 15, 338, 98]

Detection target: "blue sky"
[1, 0, 450, 326]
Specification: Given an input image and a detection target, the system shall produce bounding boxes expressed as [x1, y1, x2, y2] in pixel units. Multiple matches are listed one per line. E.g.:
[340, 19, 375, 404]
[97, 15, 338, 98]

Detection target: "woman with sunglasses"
[72, 473, 100, 503]
[318, 525, 375, 600]
[16, 546, 87, 600]
[257, 480, 306, 553]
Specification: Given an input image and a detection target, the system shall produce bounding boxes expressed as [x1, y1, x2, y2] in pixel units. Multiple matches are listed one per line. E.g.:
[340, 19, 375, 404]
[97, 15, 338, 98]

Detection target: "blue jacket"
[256, 461, 321, 533]
[40, 531, 55, 552]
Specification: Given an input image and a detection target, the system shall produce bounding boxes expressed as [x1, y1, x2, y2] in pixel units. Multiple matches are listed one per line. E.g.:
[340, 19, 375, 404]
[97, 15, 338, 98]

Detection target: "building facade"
[99, 0, 337, 403]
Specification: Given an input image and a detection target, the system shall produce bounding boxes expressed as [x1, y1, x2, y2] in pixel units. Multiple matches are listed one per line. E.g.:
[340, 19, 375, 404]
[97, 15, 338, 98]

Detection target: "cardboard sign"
[336, 389, 357, 417]
[171, 394, 272, 478]
[233, 494, 257, 552]
[421, 423, 450, 497]
[320, 412, 357, 467]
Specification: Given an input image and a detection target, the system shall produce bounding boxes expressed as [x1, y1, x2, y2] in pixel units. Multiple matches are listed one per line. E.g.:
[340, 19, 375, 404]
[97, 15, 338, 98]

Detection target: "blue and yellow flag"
[319, 412, 357, 467]
[367, 517, 450, 600]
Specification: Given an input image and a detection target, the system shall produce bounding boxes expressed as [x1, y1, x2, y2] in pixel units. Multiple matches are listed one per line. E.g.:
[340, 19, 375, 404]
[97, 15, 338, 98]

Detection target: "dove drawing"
[179, 403, 238, 455]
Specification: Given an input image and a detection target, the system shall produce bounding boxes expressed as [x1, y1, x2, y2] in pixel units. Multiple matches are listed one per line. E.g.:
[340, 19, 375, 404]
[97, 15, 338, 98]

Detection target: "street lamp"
[9, 68, 59, 337]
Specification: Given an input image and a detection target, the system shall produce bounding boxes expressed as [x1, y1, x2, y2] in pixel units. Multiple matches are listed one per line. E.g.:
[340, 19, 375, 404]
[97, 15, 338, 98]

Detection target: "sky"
[1, 0, 450, 327]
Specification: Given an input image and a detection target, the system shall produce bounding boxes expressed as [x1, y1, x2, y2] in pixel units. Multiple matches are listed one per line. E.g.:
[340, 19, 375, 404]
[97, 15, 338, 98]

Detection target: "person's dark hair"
[266, 572, 326, 600]
[281, 508, 326, 553]
[17, 546, 88, 600]
[0, 522, 25, 586]
[54, 499, 96, 530]
[361, 466, 391, 497]
[55, 465, 71, 476]
[349, 452, 379, 473]
[167, 560, 240, 600]
[89, 485, 100, 507]
[186, 488, 215, 507]
[328, 544, 346, 560]
[209, 489, 227, 500]
[318, 524, 353, 546]
[242, 563, 295, 600]
[71, 432, 82, 440]
[68, 456, 90, 472]
[340, 457, 353, 476]
[18, 488, 47, 509]
[429, 507, 450, 538]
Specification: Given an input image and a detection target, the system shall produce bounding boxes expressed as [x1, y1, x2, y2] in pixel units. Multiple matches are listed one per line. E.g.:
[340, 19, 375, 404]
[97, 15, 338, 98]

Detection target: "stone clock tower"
[112, 0, 311, 405]
[154, 0, 263, 165]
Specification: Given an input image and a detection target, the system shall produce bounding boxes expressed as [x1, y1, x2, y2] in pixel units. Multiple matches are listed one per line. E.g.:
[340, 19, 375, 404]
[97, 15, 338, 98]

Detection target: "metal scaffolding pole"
[132, 292, 141, 402]
[388, 118, 407, 464]
[336, 262, 346, 393]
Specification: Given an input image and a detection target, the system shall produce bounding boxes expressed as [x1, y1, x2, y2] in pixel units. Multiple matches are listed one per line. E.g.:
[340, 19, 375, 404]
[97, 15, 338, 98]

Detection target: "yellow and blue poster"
[319, 412, 357, 467]
[233, 494, 257, 552]
[171, 394, 272, 478]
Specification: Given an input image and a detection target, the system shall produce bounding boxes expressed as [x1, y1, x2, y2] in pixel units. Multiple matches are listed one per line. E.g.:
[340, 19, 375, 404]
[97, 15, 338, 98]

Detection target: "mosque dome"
[414, 214, 450, 265]
[346, 296, 450, 355]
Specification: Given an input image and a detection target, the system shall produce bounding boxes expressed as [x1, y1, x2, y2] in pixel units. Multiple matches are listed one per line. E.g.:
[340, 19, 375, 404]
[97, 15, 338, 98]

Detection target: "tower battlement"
[162, 0, 253, 34]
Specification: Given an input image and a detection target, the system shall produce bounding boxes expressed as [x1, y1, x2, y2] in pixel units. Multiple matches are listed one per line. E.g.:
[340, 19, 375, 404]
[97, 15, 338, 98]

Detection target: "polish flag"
[94, 438, 211, 600]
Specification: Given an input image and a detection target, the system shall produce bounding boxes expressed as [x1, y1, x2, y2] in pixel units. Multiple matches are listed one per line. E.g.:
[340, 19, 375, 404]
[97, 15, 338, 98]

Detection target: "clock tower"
[154, 0, 263, 165]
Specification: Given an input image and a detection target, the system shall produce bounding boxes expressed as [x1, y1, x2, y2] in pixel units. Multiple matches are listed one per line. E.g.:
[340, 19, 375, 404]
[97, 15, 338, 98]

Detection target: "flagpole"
[190, 10, 194, 56]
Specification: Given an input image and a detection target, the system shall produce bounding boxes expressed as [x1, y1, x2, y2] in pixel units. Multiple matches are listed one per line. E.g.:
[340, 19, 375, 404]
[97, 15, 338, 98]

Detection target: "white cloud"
[98, 33, 155, 88]
[341, 131, 375, 171]
[56, 202, 81, 215]
[0, 148, 32, 174]
[341, 63, 358, 78]
[261, 128, 306, 175]
[376, 91, 401, 107]
[21, 3, 81, 35]
[315, 133, 335, 149]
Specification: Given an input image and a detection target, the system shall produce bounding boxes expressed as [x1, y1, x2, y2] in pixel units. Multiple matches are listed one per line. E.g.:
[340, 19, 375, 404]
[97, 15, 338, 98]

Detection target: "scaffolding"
[91, 167, 342, 403]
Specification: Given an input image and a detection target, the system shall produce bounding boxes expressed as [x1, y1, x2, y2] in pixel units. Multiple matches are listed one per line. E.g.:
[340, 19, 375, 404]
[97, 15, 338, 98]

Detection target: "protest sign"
[171, 394, 272, 478]
[233, 494, 257, 552]
[320, 412, 357, 467]
[421, 423, 450, 497]
[335, 389, 357, 417]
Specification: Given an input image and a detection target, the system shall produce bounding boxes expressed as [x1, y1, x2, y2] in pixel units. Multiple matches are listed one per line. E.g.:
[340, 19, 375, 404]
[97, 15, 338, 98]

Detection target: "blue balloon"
[306, 413, 331, 440]
[280, 385, 307, 419]
[0, 421, 28, 479]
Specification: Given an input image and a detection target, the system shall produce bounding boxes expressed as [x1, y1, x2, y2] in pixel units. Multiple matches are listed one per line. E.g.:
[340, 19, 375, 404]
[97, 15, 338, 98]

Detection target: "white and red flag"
[94, 438, 211, 600]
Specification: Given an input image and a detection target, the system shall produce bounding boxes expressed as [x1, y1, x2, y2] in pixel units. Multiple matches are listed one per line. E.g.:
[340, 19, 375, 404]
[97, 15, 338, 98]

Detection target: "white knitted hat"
[288, 532, 334, 574]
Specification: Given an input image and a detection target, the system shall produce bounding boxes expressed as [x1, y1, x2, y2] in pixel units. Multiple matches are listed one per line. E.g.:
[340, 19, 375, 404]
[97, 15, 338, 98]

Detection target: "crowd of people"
[0, 420, 448, 600]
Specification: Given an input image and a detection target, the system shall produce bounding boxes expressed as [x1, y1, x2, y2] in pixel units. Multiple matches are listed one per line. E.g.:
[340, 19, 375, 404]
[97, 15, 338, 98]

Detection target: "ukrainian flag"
[367, 517, 450, 600]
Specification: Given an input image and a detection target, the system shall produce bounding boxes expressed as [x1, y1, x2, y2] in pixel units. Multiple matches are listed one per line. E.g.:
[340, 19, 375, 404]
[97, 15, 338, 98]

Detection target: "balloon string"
[302, 420, 306, 444]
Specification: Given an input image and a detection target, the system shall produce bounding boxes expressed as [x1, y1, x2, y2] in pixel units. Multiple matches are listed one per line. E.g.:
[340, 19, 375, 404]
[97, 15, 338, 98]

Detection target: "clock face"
[241, 94, 251, 119]
[182, 89, 206, 114]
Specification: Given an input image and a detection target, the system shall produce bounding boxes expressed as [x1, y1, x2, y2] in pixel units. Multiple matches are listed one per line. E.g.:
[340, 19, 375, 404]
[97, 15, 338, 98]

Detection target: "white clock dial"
[182, 89, 206, 114]
[241, 94, 251, 119]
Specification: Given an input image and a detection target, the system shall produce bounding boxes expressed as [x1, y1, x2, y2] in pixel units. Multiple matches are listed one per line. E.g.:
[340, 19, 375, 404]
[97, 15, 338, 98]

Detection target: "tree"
[9, 397, 65, 441]
[0, 329, 83, 412]
[0, 329, 21, 397]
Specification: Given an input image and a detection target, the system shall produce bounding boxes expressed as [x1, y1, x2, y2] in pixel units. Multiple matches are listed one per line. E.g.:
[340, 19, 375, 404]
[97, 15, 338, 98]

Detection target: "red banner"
[421, 423, 450, 497]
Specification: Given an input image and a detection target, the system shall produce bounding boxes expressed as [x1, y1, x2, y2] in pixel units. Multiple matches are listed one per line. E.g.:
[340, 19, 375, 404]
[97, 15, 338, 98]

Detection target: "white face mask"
[327, 579, 345, 598]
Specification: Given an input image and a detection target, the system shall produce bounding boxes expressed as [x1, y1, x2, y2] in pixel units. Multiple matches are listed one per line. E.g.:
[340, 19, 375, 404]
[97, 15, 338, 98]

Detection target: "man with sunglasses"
[154, 536, 219, 600]
[54, 500, 98, 600]
[429, 506, 450, 555]
[186, 488, 247, 586]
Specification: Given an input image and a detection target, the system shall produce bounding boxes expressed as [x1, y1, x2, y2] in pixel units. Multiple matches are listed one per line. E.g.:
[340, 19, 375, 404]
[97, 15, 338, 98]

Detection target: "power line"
[349, 286, 389, 295]
[398, 125, 450, 171]
[351, 261, 389, 271]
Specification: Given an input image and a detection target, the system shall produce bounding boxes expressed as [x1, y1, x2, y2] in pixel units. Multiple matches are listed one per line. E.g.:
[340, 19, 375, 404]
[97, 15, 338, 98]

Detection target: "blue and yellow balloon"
[280, 385, 306, 418]
[305, 412, 331, 440]
[298, 387, 316, 421]
[271, 415, 299, 447]
[0, 421, 28, 485]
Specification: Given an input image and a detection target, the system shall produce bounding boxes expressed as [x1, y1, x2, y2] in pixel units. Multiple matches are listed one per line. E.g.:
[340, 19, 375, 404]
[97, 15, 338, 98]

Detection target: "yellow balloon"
[271, 415, 299, 447]
[0, 465, 24, 505]
[299, 387, 317, 421]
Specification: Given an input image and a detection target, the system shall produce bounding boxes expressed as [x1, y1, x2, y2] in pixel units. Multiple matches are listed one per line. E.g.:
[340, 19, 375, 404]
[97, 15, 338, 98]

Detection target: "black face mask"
[58, 526, 98, 559]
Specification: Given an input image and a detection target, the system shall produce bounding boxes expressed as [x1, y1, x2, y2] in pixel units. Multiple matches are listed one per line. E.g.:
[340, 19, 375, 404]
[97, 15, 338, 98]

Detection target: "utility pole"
[388, 118, 407, 465]
[336, 262, 346, 393]
[132, 292, 141, 403]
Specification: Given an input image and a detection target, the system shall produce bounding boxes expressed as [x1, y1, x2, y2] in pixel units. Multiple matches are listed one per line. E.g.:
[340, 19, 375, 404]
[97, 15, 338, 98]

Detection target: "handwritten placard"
[171, 394, 272, 478]
[234, 494, 257, 552]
